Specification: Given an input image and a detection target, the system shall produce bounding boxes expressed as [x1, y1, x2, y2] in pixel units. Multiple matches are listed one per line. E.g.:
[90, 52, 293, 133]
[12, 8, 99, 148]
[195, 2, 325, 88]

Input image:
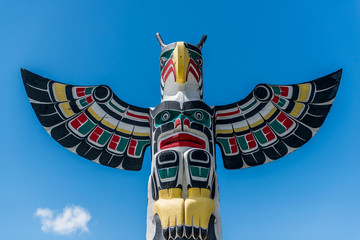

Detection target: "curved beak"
[172, 42, 190, 84]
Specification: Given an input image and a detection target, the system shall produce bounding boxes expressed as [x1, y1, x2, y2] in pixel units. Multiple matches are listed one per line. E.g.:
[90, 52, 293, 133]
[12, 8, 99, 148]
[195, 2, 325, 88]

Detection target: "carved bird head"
[156, 33, 207, 102]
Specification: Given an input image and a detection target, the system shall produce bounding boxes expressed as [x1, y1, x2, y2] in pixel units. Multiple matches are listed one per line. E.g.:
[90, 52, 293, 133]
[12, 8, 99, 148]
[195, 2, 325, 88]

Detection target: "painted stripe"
[164, 66, 175, 83]
[233, 120, 249, 133]
[216, 107, 240, 119]
[117, 127, 132, 135]
[88, 107, 102, 121]
[161, 59, 174, 79]
[216, 128, 233, 135]
[133, 132, 150, 137]
[240, 99, 257, 111]
[53, 83, 67, 101]
[101, 119, 116, 129]
[59, 102, 75, 117]
[263, 105, 277, 120]
[126, 111, 149, 121]
[250, 118, 264, 128]
[297, 83, 311, 102]
[109, 100, 126, 114]
[289, 102, 305, 118]
[248, 114, 264, 128]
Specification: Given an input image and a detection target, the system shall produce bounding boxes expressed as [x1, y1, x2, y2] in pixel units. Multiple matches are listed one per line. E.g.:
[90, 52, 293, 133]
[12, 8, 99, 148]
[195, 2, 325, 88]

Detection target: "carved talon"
[153, 188, 185, 231]
[185, 187, 215, 238]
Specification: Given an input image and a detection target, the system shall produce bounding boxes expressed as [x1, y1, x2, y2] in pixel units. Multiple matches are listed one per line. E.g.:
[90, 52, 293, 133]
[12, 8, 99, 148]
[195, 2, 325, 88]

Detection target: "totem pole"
[22, 33, 341, 240]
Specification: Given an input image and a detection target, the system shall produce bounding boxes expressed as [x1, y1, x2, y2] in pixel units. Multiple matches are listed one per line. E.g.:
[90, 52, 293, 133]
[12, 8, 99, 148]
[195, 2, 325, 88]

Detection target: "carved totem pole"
[22, 34, 341, 240]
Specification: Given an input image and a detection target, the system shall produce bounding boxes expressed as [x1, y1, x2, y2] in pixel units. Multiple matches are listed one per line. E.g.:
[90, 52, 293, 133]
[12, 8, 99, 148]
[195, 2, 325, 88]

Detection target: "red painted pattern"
[174, 118, 181, 129]
[216, 107, 240, 119]
[160, 133, 206, 150]
[109, 135, 120, 150]
[86, 96, 94, 104]
[263, 125, 276, 141]
[128, 138, 137, 156]
[161, 59, 175, 83]
[280, 87, 289, 97]
[272, 95, 280, 103]
[76, 88, 85, 97]
[126, 111, 149, 121]
[245, 133, 257, 149]
[277, 112, 294, 129]
[89, 126, 103, 142]
[184, 118, 190, 128]
[70, 113, 87, 130]
[187, 59, 200, 82]
[229, 136, 239, 154]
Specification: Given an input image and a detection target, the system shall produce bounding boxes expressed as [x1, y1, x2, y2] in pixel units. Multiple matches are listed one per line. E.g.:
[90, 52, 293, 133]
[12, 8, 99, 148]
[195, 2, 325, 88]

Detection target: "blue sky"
[1, 0, 360, 239]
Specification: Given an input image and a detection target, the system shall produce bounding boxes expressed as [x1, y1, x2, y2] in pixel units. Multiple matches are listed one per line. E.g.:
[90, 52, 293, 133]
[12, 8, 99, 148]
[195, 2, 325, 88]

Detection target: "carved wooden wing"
[22, 69, 150, 170]
[214, 69, 342, 169]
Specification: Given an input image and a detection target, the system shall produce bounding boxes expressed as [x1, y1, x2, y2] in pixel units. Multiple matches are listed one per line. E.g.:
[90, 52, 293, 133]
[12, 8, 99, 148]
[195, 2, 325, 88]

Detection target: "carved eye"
[197, 58, 203, 67]
[194, 111, 203, 120]
[161, 111, 170, 121]
[160, 58, 166, 68]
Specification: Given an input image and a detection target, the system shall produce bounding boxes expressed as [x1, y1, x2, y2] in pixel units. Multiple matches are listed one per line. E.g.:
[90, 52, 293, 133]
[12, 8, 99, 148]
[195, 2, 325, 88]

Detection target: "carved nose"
[183, 118, 190, 129]
[174, 118, 181, 129]
[174, 117, 190, 129]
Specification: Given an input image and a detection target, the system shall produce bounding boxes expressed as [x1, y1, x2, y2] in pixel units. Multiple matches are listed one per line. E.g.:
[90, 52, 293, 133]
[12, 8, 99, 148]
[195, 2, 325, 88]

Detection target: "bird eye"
[194, 111, 203, 120]
[161, 111, 170, 121]
[197, 58, 203, 67]
[160, 58, 166, 68]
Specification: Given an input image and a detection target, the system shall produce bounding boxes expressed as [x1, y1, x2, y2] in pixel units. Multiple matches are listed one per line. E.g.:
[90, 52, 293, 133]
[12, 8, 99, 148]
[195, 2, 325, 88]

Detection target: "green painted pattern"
[236, 136, 249, 151]
[98, 130, 111, 145]
[277, 98, 286, 107]
[116, 137, 129, 153]
[135, 140, 150, 156]
[269, 119, 286, 134]
[253, 130, 267, 144]
[80, 98, 88, 107]
[109, 100, 126, 114]
[184, 109, 211, 127]
[85, 87, 94, 95]
[271, 86, 281, 95]
[155, 110, 181, 127]
[189, 50, 201, 60]
[161, 50, 174, 59]
[217, 138, 231, 154]
[78, 119, 96, 135]
[158, 167, 178, 179]
[241, 99, 257, 111]
[190, 166, 209, 178]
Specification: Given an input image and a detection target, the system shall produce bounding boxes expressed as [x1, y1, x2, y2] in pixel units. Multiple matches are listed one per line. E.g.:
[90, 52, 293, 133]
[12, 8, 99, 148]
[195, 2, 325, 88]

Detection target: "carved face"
[150, 101, 214, 157]
[159, 42, 204, 101]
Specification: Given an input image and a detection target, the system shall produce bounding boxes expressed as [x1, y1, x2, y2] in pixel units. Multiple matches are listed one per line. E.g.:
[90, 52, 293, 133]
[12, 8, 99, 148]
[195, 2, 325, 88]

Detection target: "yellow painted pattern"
[153, 188, 184, 228]
[297, 83, 311, 102]
[53, 83, 67, 102]
[264, 106, 277, 120]
[116, 127, 132, 135]
[290, 102, 305, 118]
[132, 132, 150, 137]
[172, 42, 190, 84]
[216, 128, 233, 135]
[101, 119, 116, 129]
[234, 125, 249, 133]
[88, 107, 101, 121]
[185, 188, 215, 229]
[250, 118, 264, 128]
[59, 102, 75, 117]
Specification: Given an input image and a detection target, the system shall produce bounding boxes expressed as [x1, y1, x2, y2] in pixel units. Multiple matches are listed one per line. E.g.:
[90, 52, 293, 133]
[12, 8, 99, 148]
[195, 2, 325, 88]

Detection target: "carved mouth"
[160, 133, 206, 150]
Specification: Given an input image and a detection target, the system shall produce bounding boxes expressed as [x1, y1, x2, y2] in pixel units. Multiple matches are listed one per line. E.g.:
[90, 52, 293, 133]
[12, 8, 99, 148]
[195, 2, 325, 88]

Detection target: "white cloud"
[35, 205, 91, 235]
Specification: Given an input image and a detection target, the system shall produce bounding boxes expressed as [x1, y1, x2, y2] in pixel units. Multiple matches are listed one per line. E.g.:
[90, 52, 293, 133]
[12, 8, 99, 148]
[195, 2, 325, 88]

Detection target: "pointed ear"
[196, 35, 207, 50]
[156, 33, 165, 49]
